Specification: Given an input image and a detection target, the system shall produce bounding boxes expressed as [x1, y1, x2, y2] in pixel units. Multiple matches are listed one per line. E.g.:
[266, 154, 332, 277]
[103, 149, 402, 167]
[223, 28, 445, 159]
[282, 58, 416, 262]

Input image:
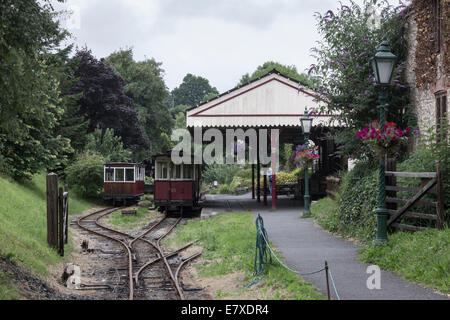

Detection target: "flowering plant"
[294, 147, 320, 168]
[356, 121, 410, 158]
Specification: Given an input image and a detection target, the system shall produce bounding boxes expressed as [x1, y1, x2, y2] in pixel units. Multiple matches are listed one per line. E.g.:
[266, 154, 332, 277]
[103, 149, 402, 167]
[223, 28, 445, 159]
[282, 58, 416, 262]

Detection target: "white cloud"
[52, 0, 403, 93]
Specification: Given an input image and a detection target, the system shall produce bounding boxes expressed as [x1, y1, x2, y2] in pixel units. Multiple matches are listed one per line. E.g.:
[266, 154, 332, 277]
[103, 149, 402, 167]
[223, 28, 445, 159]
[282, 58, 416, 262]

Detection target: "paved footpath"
[201, 194, 448, 300]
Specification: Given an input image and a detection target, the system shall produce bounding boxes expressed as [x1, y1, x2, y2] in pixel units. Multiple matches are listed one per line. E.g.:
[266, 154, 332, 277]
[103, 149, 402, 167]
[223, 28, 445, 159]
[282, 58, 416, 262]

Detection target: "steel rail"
[94, 211, 185, 299]
[76, 207, 135, 300]
[94, 210, 163, 255]
[77, 207, 189, 300]
[155, 216, 184, 299]
[174, 251, 202, 290]
[135, 239, 199, 285]
[129, 216, 167, 247]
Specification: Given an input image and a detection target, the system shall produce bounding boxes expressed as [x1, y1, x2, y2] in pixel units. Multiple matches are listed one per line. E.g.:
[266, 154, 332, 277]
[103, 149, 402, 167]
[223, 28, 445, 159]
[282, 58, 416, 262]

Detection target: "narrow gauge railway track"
[76, 207, 201, 300]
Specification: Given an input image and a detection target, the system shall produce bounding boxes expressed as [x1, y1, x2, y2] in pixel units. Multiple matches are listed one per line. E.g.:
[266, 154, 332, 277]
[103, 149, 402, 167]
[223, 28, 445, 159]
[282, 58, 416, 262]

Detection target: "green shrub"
[311, 161, 378, 242]
[65, 154, 105, 198]
[235, 168, 252, 179]
[276, 171, 298, 184]
[229, 175, 252, 191]
[203, 164, 241, 185]
[218, 184, 232, 194]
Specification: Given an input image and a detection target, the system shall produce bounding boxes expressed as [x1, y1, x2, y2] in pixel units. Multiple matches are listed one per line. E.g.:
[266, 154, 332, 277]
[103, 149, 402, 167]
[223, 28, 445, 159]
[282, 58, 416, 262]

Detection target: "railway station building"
[185, 70, 345, 209]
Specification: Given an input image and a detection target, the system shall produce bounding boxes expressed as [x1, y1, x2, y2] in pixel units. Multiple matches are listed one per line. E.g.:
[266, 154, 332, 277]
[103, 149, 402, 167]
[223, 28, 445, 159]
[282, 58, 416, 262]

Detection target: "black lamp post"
[371, 38, 397, 244]
[300, 107, 313, 215]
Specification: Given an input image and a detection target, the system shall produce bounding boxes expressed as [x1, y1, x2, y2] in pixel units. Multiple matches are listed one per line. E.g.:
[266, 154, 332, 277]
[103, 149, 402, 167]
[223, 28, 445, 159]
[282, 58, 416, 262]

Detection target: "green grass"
[0, 270, 20, 300]
[104, 207, 160, 230]
[359, 228, 450, 294]
[0, 172, 97, 299]
[311, 197, 450, 295]
[310, 197, 341, 232]
[164, 212, 325, 300]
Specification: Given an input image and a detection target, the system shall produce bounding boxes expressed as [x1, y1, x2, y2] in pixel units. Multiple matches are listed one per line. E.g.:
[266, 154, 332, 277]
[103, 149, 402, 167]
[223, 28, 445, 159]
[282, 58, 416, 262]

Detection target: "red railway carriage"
[103, 163, 145, 204]
[153, 154, 201, 212]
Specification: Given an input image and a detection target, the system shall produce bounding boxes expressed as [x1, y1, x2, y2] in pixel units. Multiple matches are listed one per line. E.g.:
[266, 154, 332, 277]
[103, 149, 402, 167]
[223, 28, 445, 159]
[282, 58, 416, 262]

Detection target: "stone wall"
[405, 0, 449, 147]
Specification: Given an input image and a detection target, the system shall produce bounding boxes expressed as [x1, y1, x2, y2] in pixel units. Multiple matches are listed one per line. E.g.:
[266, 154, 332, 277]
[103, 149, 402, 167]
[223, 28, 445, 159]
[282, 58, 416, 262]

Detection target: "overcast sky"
[53, 0, 401, 93]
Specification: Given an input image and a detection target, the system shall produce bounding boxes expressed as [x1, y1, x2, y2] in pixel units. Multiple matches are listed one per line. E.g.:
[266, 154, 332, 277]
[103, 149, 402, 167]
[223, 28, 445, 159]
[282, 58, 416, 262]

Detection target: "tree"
[237, 61, 315, 88]
[65, 154, 105, 198]
[308, 0, 416, 160]
[85, 127, 132, 162]
[105, 49, 173, 155]
[0, 0, 73, 180]
[51, 45, 90, 155]
[174, 112, 186, 129]
[68, 49, 150, 152]
[171, 73, 219, 107]
[169, 104, 191, 119]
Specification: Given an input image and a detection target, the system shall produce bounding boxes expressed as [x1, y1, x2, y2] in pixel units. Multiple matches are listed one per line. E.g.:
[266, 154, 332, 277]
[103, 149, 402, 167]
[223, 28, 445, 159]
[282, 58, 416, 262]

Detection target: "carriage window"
[115, 168, 124, 181]
[156, 163, 162, 179]
[141, 168, 145, 180]
[125, 168, 134, 182]
[172, 165, 181, 179]
[136, 167, 143, 181]
[105, 168, 114, 182]
[183, 165, 192, 179]
[161, 163, 168, 179]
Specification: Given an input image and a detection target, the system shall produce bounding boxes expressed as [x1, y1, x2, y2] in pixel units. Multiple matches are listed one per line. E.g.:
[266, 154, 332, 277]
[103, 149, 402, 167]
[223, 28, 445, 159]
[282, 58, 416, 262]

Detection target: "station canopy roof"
[186, 70, 343, 129]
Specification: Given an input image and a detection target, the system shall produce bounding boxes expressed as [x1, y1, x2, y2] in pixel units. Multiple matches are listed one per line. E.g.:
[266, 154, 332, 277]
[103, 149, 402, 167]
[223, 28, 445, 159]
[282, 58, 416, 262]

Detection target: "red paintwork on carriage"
[103, 163, 145, 200]
[154, 180, 194, 201]
[103, 181, 144, 195]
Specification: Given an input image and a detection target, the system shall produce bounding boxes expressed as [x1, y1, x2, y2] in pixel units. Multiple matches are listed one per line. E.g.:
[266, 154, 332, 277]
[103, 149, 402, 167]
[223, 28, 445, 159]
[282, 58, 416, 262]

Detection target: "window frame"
[104, 166, 136, 183]
[156, 160, 171, 180]
[435, 91, 448, 142]
[434, 0, 442, 53]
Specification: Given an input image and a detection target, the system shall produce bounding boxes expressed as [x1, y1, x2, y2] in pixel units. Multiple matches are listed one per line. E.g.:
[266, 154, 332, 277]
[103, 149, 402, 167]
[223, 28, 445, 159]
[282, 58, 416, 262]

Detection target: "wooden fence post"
[64, 185, 69, 245]
[324, 261, 331, 300]
[436, 164, 445, 229]
[46, 173, 58, 249]
[58, 187, 64, 256]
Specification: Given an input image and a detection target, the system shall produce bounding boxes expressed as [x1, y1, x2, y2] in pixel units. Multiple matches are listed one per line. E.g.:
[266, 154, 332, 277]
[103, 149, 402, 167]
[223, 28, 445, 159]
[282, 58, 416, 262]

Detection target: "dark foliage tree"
[171, 73, 219, 107]
[68, 49, 150, 152]
[105, 49, 173, 156]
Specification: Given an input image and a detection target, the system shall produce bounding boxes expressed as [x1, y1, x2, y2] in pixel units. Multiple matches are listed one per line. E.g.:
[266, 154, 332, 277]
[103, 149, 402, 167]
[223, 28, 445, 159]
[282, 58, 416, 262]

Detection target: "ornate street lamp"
[300, 107, 313, 215]
[371, 38, 397, 244]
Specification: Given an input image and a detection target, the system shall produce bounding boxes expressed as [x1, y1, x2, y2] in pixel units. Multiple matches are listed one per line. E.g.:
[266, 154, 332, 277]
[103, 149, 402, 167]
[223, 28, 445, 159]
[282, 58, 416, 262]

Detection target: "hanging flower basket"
[356, 121, 410, 159]
[294, 148, 320, 168]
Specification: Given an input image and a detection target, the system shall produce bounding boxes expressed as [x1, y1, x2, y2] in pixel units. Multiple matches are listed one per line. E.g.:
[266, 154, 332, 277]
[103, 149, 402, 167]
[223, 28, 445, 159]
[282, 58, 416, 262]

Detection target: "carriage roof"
[104, 163, 144, 167]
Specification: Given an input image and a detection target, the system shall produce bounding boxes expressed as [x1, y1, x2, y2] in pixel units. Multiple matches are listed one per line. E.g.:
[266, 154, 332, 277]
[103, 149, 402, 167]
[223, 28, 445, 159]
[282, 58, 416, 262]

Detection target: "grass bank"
[359, 229, 450, 294]
[164, 212, 324, 300]
[0, 173, 97, 299]
[311, 197, 450, 295]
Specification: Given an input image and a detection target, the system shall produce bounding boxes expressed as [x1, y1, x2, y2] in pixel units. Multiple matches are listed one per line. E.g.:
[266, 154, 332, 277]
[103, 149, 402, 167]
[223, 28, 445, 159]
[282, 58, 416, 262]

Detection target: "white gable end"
[186, 73, 338, 128]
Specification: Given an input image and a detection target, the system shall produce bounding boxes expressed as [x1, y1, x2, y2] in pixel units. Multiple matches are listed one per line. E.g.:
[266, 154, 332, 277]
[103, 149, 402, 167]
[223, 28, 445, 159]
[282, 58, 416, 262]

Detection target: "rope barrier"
[252, 214, 341, 300]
